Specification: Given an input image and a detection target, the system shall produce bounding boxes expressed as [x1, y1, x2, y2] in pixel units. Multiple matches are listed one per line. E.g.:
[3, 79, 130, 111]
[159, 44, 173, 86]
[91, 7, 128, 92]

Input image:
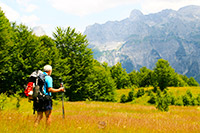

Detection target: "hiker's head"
[44, 65, 52, 75]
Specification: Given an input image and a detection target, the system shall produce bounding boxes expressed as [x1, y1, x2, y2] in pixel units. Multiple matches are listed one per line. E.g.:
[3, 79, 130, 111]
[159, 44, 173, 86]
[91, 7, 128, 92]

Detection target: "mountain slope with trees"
[0, 8, 198, 102]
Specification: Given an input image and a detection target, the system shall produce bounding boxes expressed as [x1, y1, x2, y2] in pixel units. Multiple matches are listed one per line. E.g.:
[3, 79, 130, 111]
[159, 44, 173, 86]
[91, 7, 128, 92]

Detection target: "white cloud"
[48, 0, 140, 16]
[21, 15, 40, 26]
[141, 0, 200, 14]
[0, 2, 20, 21]
[48, 0, 200, 16]
[16, 0, 38, 13]
[26, 4, 38, 12]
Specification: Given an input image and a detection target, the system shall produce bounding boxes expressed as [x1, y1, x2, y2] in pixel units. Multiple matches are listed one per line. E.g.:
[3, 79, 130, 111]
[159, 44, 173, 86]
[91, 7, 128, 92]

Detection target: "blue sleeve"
[46, 76, 53, 88]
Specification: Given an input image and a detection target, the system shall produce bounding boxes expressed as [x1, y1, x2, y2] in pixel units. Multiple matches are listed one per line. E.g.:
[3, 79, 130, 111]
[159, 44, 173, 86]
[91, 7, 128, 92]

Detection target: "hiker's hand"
[59, 87, 64, 92]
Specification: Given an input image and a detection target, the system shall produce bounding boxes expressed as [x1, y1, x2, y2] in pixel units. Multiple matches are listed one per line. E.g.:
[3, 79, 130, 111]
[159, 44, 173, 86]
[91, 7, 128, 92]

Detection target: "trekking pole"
[59, 78, 65, 119]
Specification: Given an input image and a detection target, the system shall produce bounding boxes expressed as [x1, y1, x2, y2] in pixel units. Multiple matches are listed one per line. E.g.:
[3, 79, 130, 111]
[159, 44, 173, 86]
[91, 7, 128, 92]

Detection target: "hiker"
[34, 65, 64, 126]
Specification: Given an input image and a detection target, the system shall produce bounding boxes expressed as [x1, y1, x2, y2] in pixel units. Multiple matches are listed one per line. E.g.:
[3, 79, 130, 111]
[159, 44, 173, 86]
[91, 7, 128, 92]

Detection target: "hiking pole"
[59, 78, 65, 119]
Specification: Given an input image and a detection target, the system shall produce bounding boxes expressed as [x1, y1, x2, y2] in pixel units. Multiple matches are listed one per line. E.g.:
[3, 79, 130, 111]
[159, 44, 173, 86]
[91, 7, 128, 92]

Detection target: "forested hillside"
[0, 8, 199, 102]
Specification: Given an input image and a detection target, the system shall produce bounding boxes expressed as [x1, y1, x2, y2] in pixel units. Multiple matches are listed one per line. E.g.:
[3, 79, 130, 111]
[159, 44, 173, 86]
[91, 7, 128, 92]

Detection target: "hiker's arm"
[48, 87, 64, 93]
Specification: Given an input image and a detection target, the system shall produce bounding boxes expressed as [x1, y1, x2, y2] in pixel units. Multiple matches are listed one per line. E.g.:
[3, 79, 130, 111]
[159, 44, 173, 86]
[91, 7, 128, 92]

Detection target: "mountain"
[84, 5, 200, 82]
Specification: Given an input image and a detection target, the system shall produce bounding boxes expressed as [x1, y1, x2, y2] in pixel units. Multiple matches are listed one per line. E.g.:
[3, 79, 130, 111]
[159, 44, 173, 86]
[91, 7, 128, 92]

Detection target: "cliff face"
[84, 5, 200, 82]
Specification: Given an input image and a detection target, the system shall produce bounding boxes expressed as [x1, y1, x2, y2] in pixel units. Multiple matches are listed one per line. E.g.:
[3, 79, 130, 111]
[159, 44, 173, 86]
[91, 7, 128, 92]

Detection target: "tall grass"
[0, 95, 200, 132]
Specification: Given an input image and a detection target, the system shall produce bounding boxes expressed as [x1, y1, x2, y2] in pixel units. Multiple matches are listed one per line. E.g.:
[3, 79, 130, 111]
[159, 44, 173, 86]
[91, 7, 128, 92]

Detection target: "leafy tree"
[53, 27, 93, 101]
[170, 73, 188, 87]
[0, 9, 14, 93]
[187, 77, 199, 86]
[153, 59, 176, 91]
[128, 70, 140, 87]
[110, 62, 131, 89]
[139, 67, 154, 87]
[85, 60, 116, 101]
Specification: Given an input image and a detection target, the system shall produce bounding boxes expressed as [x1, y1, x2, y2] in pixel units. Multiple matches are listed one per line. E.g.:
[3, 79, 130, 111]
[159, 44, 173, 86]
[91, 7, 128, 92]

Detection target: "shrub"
[175, 97, 184, 106]
[136, 88, 145, 98]
[0, 93, 7, 110]
[155, 89, 170, 112]
[120, 94, 127, 103]
[148, 91, 156, 104]
[196, 94, 200, 106]
[182, 90, 193, 106]
[127, 90, 135, 102]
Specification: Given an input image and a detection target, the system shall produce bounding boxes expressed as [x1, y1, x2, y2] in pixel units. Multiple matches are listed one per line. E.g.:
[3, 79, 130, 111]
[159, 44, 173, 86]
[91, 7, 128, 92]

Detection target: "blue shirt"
[43, 72, 52, 96]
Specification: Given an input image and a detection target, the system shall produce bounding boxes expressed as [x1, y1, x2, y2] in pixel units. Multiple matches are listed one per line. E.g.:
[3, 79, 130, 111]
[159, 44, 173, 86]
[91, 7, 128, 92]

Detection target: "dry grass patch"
[0, 99, 200, 132]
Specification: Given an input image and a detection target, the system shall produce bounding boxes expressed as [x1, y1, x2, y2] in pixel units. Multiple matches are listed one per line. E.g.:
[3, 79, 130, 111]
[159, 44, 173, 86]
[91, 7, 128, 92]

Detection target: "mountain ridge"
[84, 5, 200, 82]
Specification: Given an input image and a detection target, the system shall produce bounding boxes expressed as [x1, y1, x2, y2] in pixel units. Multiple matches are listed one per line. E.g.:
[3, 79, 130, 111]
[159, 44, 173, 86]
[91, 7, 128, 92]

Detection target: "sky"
[0, 0, 200, 37]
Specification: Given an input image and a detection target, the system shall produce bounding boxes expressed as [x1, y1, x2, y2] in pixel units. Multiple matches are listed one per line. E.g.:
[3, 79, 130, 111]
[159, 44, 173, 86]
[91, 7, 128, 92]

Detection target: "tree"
[153, 59, 176, 91]
[85, 60, 116, 101]
[139, 67, 154, 87]
[187, 77, 199, 86]
[0, 9, 14, 93]
[110, 62, 131, 89]
[53, 27, 93, 101]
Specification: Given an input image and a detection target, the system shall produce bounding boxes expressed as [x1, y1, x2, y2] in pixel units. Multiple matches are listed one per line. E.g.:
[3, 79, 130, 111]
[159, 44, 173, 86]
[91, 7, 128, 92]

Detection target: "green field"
[0, 87, 200, 132]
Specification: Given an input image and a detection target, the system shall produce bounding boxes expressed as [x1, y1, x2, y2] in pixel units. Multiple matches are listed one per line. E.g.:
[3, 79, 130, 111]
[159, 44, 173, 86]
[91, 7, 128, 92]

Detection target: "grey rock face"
[84, 5, 200, 82]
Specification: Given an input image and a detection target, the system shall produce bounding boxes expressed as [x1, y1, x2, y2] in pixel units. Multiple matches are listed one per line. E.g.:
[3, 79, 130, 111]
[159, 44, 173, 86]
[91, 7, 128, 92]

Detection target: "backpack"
[24, 70, 46, 101]
[25, 70, 52, 114]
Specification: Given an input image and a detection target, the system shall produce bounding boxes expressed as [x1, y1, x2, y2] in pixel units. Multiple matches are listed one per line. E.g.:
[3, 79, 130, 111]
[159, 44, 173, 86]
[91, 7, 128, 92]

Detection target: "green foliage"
[153, 59, 176, 91]
[148, 91, 156, 104]
[120, 94, 127, 103]
[53, 27, 93, 101]
[174, 97, 184, 106]
[187, 77, 199, 86]
[155, 89, 170, 112]
[138, 67, 154, 87]
[85, 60, 116, 101]
[196, 94, 200, 105]
[110, 62, 131, 89]
[127, 90, 135, 102]
[182, 90, 193, 106]
[136, 88, 145, 98]
[14, 92, 21, 109]
[0, 93, 7, 110]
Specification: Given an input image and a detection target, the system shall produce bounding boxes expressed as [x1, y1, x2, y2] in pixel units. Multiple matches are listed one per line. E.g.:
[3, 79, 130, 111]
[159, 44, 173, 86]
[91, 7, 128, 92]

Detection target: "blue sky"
[1, 0, 200, 37]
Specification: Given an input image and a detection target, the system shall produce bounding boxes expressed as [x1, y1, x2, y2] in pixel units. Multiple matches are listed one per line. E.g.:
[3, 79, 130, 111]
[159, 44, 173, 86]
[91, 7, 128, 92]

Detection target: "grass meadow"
[0, 87, 200, 132]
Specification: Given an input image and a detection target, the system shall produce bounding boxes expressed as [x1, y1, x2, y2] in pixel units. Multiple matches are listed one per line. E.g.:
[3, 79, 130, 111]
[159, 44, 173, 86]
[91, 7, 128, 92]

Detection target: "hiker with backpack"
[33, 65, 64, 126]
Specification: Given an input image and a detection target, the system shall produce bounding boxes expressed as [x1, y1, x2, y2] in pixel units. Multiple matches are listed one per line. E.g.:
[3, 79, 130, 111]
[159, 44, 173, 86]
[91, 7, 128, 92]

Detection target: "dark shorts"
[34, 99, 52, 112]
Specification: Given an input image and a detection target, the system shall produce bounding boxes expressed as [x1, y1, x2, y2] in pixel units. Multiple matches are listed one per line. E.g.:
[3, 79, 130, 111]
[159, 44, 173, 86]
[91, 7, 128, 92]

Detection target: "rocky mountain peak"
[129, 9, 143, 21]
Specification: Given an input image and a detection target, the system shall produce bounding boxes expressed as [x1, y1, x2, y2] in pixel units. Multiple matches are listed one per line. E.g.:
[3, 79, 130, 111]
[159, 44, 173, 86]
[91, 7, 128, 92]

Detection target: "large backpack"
[24, 70, 51, 113]
[24, 70, 45, 99]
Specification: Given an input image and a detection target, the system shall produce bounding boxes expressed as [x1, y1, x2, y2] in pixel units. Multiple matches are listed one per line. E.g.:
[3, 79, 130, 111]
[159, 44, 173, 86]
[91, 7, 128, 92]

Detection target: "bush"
[196, 94, 200, 106]
[182, 90, 193, 106]
[175, 97, 184, 106]
[148, 91, 156, 104]
[120, 94, 127, 103]
[136, 88, 145, 98]
[0, 93, 7, 110]
[155, 89, 170, 112]
[127, 90, 135, 102]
